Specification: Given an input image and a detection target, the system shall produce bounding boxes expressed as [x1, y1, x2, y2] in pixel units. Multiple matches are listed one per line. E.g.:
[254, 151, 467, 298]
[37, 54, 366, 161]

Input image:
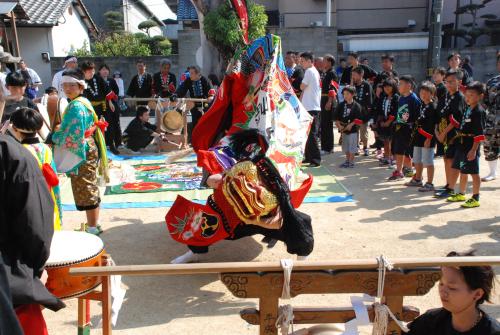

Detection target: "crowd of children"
[295, 51, 499, 209]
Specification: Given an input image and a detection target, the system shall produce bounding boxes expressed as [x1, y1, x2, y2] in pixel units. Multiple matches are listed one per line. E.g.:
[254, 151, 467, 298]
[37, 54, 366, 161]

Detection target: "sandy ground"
[44, 134, 500, 335]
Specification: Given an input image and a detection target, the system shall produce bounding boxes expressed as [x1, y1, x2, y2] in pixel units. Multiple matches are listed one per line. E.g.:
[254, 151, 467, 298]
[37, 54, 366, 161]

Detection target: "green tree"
[93, 33, 151, 57]
[104, 11, 124, 33]
[138, 19, 158, 37]
[451, 0, 499, 46]
[203, 1, 267, 61]
[70, 41, 93, 57]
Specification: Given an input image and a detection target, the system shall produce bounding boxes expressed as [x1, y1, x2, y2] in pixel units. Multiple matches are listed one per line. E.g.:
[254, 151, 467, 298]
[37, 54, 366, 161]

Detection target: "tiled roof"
[177, 0, 198, 21]
[18, 0, 72, 25]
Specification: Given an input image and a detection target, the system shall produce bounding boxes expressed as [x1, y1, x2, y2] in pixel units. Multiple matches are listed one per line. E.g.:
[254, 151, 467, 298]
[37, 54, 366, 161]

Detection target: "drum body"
[45, 231, 105, 299]
[162, 109, 184, 133]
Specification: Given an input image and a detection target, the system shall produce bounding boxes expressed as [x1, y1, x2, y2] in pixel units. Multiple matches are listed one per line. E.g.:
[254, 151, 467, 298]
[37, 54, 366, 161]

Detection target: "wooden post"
[101, 255, 112, 335]
[77, 298, 90, 335]
[259, 297, 279, 335]
[9, 12, 20, 57]
[384, 296, 404, 335]
[182, 105, 188, 149]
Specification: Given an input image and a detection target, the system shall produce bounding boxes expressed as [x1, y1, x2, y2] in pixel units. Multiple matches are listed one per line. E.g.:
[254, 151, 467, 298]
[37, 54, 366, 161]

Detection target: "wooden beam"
[9, 12, 19, 57]
[220, 271, 441, 299]
[123, 97, 208, 103]
[70, 256, 500, 277]
[240, 305, 420, 325]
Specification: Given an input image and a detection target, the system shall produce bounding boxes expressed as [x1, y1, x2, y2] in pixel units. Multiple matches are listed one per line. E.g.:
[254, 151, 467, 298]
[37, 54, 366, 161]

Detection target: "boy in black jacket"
[388, 75, 421, 181]
[352, 66, 373, 156]
[434, 70, 467, 198]
[405, 82, 439, 191]
[335, 86, 363, 168]
[446, 82, 487, 208]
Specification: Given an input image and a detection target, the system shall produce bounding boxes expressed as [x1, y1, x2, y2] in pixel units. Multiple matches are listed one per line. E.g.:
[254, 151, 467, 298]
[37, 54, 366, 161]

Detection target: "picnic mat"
[61, 161, 352, 211]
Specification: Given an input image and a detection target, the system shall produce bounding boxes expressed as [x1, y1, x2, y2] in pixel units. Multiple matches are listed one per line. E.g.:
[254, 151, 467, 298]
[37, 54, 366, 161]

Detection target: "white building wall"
[51, 4, 91, 57]
[338, 33, 429, 52]
[16, 27, 54, 95]
[125, 4, 163, 36]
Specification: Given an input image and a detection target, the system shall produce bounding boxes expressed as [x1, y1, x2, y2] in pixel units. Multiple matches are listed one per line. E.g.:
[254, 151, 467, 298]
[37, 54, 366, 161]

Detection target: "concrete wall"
[338, 46, 499, 83]
[267, 27, 338, 58]
[256, 0, 429, 31]
[50, 55, 181, 92]
[15, 27, 53, 93]
[336, 0, 428, 32]
[338, 33, 429, 52]
[177, 29, 201, 76]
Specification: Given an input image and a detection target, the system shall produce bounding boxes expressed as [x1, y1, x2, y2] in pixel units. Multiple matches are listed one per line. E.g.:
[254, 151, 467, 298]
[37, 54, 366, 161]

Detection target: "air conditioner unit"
[310, 21, 323, 27]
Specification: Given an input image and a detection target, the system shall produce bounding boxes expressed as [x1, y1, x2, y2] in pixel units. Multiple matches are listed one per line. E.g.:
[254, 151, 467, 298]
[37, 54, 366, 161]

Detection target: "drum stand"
[123, 97, 208, 153]
[153, 97, 189, 152]
[76, 254, 112, 335]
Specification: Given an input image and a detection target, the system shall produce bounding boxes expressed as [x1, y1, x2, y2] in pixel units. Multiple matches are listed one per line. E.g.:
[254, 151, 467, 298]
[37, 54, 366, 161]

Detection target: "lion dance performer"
[165, 34, 315, 263]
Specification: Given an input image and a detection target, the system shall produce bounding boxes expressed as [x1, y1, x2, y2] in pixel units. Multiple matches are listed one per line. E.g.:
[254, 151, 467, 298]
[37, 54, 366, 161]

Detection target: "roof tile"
[18, 0, 72, 25]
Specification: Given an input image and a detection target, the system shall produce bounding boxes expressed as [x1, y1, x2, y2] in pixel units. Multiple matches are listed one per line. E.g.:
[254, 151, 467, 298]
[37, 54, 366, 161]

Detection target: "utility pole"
[454, 0, 460, 48]
[427, 0, 444, 78]
[325, 0, 332, 26]
[123, 0, 130, 33]
[326, 0, 332, 26]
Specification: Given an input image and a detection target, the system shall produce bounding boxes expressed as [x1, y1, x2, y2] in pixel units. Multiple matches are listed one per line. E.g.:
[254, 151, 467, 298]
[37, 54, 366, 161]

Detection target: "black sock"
[472, 194, 479, 201]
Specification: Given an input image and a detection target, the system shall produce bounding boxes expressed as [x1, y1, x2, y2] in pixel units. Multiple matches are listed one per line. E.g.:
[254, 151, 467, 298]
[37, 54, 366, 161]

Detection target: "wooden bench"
[70, 256, 500, 335]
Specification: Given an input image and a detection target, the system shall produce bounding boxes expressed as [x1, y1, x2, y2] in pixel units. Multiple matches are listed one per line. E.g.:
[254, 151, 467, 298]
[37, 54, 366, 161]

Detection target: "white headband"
[64, 57, 77, 65]
[15, 128, 37, 134]
[61, 75, 87, 89]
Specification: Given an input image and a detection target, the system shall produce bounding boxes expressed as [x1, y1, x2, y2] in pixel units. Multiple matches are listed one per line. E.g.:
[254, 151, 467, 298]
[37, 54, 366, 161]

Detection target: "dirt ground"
[44, 139, 500, 335]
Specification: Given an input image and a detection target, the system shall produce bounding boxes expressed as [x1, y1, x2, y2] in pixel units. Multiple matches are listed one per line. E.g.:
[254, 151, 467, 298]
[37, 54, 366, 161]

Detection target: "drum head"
[162, 110, 183, 133]
[46, 231, 104, 266]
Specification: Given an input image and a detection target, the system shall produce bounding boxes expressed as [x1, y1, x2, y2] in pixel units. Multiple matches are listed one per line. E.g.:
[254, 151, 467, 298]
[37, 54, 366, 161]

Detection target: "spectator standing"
[17, 59, 42, 99]
[300, 52, 322, 167]
[52, 55, 78, 99]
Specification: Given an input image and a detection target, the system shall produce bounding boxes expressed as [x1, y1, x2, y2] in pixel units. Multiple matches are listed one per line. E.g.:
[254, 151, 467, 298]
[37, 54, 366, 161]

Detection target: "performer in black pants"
[174, 66, 214, 142]
[320, 54, 339, 154]
[99, 64, 122, 149]
[81, 61, 119, 154]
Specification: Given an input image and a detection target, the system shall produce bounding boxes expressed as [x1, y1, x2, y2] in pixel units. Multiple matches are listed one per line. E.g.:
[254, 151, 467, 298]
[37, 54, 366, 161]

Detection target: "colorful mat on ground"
[105, 161, 204, 194]
[61, 163, 352, 211]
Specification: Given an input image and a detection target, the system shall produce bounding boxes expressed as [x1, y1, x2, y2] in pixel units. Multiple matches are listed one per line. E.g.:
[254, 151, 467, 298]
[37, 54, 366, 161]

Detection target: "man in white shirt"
[17, 59, 42, 99]
[300, 52, 322, 167]
[52, 55, 78, 99]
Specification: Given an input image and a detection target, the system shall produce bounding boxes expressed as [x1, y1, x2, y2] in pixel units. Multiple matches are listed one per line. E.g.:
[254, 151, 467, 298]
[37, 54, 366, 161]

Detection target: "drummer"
[122, 105, 164, 153]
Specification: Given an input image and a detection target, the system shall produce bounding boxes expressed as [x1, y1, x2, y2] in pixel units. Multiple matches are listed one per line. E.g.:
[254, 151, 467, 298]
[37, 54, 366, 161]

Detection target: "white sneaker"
[297, 255, 309, 261]
[481, 174, 497, 182]
[170, 250, 200, 264]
